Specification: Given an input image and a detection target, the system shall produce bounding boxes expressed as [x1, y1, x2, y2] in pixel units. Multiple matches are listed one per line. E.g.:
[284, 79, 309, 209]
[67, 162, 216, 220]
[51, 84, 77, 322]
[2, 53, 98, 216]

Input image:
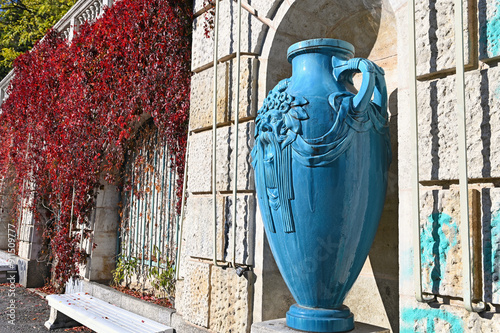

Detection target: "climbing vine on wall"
[202, 0, 216, 38]
[0, 0, 191, 289]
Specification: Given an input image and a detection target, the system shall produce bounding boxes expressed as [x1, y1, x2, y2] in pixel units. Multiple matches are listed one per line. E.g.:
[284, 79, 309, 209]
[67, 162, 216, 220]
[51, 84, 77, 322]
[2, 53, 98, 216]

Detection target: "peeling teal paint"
[401, 248, 414, 280]
[421, 213, 458, 293]
[484, 210, 500, 298]
[401, 307, 463, 333]
[480, 2, 500, 57]
[494, 85, 500, 101]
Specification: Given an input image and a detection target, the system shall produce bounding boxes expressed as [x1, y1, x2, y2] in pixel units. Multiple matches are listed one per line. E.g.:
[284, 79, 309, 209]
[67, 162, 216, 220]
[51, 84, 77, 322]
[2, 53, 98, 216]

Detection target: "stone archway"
[255, 0, 400, 330]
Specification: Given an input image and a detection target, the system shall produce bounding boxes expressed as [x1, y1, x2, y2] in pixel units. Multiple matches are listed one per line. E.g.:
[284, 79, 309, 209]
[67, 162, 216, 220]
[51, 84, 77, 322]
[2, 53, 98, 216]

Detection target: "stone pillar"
[80, 182, 120, 282]
[0, 176, 14, 250]
[399, 0, 500, 329]
[14, 196, 49, 287]
[17, 209, 43, 262]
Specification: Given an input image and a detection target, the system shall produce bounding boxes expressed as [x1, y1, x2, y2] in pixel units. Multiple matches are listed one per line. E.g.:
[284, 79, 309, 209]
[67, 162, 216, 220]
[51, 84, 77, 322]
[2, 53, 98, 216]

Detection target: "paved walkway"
[0, 283, 93, 332]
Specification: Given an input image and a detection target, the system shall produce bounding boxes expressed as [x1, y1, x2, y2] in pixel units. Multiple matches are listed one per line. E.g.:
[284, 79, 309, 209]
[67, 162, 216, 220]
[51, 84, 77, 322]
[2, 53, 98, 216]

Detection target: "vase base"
[286, 304, 354, 332]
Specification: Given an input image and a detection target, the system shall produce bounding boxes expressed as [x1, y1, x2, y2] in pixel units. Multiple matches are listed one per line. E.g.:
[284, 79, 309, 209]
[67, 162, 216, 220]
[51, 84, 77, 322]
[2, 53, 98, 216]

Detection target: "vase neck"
[290, 51, 339, 92]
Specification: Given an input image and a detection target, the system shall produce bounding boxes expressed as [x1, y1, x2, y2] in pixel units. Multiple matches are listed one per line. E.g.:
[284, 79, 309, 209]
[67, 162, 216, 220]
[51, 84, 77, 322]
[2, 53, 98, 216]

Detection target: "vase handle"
[332, 57, 386, 112]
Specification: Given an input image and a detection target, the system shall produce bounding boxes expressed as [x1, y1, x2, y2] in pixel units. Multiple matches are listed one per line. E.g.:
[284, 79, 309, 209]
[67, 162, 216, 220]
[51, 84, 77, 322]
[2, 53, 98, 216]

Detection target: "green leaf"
[0, 0, 77, 78]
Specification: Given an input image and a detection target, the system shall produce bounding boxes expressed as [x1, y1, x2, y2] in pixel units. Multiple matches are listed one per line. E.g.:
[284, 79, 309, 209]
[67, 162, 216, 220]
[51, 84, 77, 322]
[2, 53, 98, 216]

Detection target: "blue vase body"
[252, 39, 391, 332]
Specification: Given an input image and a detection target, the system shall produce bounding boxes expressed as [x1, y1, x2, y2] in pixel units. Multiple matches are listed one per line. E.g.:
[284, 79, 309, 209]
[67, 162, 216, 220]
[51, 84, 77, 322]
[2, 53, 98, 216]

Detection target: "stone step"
[251, 319, 390, 333]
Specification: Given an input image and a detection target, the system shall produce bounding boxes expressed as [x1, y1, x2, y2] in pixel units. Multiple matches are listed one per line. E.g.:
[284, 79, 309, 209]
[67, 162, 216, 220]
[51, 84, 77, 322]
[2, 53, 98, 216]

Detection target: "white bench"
[0, 257, 16, 283]
[0, 257, 15, 270]
[45, 292, 173, 333]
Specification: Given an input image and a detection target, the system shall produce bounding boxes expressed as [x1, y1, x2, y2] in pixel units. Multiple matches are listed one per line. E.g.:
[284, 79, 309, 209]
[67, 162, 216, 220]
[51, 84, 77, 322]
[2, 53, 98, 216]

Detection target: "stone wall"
[399, 0, 500, 330]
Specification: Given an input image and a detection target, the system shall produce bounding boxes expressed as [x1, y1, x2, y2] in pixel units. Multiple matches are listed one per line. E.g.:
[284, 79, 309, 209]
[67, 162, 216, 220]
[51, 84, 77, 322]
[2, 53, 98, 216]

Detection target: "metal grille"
[119, 121, 178, 271]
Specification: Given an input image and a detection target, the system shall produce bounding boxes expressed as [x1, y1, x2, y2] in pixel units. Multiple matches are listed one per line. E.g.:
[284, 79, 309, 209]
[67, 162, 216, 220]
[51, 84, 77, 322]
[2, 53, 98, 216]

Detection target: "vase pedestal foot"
[286, 304, 354, 332]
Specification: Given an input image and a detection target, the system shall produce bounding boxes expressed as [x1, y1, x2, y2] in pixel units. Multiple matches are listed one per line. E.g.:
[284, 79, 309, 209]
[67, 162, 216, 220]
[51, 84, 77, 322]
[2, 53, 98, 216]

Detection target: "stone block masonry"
[177, 261, 211, 327]
[224, 194, 256, 265]
[400, 0, 500, 330]
[480, 187, 500, 305]
[209, 265, 252, 332]
[179, 2, 260, 327]
[190, 57, 258, 132]
[415, 0, 474, 77]
[181, 195, 226, 265]
[418, 188, 483, 300]
[400, 295, 500, 332]
[176, 260, 252, 331]
[187, 122, 255, 193]
[180, 191, 255, 268]
[416, 67, 500, 181]
[191, 0, 268, 71]
[78, 182, 120, 282]
[0, 177, 14, 250]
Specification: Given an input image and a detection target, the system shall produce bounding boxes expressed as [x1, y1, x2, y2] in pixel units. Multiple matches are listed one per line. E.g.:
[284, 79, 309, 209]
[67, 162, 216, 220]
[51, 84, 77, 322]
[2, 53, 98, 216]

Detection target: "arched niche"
[256, 0, 400, 330]
[260, 0, 397, 95]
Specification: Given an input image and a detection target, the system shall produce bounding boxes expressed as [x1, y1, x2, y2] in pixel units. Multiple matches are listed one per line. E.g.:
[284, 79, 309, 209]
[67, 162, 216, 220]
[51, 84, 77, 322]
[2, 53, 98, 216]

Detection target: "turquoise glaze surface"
[252, 39, 391, 332]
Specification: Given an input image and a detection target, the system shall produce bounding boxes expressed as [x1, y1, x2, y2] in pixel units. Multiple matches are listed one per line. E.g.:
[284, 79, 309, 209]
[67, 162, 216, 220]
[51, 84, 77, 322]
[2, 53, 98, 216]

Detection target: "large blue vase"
[252, 39, 391, 332]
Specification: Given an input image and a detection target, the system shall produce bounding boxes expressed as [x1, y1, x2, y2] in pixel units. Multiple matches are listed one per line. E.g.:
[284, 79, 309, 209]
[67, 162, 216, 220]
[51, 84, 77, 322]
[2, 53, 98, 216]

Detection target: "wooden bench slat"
[46, 293, 173, 333]
[51, 294, 162, 332]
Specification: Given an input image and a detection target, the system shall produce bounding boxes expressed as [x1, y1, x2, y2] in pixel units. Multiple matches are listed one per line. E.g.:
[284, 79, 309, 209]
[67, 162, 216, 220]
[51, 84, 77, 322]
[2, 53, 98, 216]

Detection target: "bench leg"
[44, 307, 81, 330]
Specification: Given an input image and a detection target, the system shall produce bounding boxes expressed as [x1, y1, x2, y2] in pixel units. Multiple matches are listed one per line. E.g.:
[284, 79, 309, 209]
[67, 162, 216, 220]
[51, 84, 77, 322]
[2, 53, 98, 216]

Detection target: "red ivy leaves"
[0, 0, 191, 287]
[202, 0, 215, 39]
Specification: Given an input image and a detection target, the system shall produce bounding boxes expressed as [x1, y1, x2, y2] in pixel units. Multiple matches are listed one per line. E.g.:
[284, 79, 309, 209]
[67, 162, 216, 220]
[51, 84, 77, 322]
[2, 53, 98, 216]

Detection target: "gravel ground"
[0, 283, 93, 333]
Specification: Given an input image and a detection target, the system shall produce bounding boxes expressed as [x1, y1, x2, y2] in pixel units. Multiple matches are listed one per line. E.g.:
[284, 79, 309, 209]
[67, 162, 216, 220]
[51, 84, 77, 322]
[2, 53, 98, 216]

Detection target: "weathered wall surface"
[399, 0, 500, 330]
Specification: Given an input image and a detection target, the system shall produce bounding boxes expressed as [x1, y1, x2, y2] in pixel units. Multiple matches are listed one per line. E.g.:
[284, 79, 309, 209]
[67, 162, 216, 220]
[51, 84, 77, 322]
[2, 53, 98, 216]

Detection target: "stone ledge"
[251, 319, 390, 333]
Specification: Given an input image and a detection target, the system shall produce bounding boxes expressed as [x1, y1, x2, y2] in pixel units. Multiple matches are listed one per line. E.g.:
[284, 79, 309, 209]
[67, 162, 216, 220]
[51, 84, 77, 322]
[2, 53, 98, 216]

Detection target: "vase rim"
[287, 38, 355, 63]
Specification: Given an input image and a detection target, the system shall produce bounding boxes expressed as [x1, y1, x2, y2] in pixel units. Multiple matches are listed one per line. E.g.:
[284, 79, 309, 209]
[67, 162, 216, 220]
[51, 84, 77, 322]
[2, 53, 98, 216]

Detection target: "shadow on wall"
[481, 188, 500, 305]
[369, 89, 399, 333]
